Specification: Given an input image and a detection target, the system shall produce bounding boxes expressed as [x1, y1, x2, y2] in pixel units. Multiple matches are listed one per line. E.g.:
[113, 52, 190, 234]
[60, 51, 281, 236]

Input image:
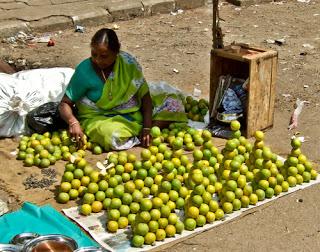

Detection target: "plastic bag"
[222, 88, 243, 114]
[12, 68, 74, 103]
[187, 111, 210, 130]
[0, 73, 44, 137]
[149, 81, 185, 114]
[207, 124, 233, 139]
[148, 81, 186, 121]
[288, 98, 309, 130]
[148, 81, 185, 97]
[26, 102, 67, 134]
[0, 68, 74, 137]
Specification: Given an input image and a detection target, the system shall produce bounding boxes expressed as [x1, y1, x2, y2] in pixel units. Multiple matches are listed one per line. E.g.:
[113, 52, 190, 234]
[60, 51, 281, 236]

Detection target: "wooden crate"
[209, 44, 278, 137]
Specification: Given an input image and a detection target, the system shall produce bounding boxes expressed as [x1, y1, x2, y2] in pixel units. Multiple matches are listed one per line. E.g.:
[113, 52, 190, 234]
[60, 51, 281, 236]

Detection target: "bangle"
[69, 121, 79, 127]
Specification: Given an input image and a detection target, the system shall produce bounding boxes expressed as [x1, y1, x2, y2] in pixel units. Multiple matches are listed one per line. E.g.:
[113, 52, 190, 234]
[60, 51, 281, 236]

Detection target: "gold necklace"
[101, 69, 113, 100]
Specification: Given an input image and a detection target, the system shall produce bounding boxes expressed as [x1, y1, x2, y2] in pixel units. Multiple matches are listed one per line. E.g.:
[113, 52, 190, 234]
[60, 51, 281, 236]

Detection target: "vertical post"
[212, 0, 219, 49]
[209, 0, 219, 116]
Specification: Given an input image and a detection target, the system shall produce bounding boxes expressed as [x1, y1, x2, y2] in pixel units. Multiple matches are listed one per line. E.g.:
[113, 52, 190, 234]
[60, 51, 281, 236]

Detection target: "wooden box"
[209, 44, 278, 137]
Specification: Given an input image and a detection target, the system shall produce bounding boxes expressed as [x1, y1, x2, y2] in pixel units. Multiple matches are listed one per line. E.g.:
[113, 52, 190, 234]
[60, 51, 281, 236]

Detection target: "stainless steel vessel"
[22, 234, 77, 252]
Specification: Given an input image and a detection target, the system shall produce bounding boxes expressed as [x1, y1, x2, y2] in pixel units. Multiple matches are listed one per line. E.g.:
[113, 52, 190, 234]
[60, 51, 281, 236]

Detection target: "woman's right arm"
[59, 95, 84, 141]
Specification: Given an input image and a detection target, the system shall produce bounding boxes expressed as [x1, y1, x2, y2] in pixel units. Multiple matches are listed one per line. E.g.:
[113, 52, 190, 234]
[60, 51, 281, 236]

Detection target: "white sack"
[0, 68, 74, 137]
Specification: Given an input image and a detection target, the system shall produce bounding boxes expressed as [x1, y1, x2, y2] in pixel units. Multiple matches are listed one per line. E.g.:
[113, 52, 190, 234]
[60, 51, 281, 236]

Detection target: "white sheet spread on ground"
[63, 177, 320, 252]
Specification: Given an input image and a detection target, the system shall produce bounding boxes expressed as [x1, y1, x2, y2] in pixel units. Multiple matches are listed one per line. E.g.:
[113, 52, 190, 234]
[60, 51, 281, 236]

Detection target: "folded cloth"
[0, 202, 97, 247]
[222, 88, 243, 114]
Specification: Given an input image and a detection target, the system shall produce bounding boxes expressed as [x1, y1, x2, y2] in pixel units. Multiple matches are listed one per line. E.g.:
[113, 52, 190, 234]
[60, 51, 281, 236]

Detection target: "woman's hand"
[69, 121, 84, 144]
[141, 128, 151, 147]
[59, 95, 84, 145]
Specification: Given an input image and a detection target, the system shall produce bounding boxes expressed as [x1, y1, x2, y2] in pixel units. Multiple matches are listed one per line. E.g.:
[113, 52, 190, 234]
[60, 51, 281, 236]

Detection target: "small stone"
[275, 39, 286, 45]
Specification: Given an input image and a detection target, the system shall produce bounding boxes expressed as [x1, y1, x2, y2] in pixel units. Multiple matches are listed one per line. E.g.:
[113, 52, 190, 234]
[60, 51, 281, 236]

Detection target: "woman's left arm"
[141, 92, 153, 147]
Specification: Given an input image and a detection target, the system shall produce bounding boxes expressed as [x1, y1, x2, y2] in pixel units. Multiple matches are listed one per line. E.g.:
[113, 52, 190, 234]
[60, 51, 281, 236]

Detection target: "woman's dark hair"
[91, 28, 120, 53]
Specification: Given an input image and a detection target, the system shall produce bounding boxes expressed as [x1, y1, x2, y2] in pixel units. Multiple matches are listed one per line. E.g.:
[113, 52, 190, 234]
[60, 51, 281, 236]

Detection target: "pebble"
[23, 168, 57, 190]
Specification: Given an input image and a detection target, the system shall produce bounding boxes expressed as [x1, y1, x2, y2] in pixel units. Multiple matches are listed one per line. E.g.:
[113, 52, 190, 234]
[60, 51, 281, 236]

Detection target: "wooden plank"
[268, 54, 278, 126]
[234, 43, 266, 52]
[211, 0, 218, 49]
[215, 46, 277, 62]
[244, 50, 277, 61]
[246, 56, 274, 137]
[246, 60, 258, 137]
[209, 50, 223, 114]
[260, 57, 273, 128]
[214, 50, 248, 62]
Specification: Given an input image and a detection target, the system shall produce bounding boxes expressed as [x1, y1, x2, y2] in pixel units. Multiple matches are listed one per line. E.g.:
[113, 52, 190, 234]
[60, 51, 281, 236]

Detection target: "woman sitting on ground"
[59, 28, 187, 151]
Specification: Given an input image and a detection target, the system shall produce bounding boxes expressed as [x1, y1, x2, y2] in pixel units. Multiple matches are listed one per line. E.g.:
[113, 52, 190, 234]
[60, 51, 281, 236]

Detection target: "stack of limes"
[183, 96, 209, 122]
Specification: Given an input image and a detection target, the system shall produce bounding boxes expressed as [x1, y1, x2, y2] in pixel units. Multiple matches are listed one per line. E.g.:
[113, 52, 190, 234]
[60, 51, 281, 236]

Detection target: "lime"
[135, 223, 149, 236]
[148, 220, 159, 233]
[102, 198, 111, 209]
[184, 218, 196, 231]
[108, 209, 120, 221]
[148, 209, 160, 222]
[60, 182, 72, 193]
[107, 220, 118, 233]
[175, 221, 184, 234]
[83, 193, 95, 205]
[57, 192, 69, 204]
[118, 216, 128, 229]
[95, 191, 106, 202]
[230, 120, 241, 131]
[91, 201, 103, 213]
[130, 202, 140, 214]
[110, 198, 122, 209]
[156, 229, 166, 241]
[119, 205, 130, 217]
[122, 193, 133, 205]
[93, 145, 103, 155]
[80, 204, 92, 215]
[87, 182, 99, 194]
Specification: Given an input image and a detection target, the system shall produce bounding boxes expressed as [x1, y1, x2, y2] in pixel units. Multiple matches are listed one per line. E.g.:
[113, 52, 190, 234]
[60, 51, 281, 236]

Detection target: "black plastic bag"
[26, 102, 68, 133]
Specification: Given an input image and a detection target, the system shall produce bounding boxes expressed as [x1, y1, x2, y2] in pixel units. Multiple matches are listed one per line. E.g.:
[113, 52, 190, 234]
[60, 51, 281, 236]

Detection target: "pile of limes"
[184, 166, 224, 231]
[183, 96, 209, 122]
[281, 137, 317, 186]
[216, 121, 318, 216]
[52, 120, 318, 248]
[17, 131, 78, 168]
[131, 197, 184, 247]
[16, 130, 104, 169]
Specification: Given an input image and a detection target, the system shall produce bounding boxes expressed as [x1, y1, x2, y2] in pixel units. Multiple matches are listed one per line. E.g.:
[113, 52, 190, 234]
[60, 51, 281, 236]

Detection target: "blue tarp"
[0, 202, 98, 247]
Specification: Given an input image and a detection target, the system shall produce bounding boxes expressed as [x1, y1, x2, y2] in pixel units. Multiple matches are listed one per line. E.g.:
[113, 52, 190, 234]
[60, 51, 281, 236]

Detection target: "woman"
[59, 28, 187, 151]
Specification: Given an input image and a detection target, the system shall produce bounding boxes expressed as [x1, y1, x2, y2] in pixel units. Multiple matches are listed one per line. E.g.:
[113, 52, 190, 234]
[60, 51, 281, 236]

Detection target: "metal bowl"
[22, 234, 77, 252]
[74, 247, 107, 252]
[0, 244, 21, 252]
[10, 233, 39, 246]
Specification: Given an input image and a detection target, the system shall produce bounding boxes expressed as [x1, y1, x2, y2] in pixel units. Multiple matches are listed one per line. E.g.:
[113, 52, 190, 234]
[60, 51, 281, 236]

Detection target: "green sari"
[66, 51, 187, 150]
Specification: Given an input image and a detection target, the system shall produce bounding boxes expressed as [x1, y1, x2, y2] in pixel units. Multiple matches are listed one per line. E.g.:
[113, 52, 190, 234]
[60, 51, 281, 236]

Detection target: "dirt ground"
[0, 1, 320, 251]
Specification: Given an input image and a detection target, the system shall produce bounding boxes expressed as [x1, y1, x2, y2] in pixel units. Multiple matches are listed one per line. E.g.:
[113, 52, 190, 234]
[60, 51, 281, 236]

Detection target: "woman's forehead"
[91, 43, 109, 52]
